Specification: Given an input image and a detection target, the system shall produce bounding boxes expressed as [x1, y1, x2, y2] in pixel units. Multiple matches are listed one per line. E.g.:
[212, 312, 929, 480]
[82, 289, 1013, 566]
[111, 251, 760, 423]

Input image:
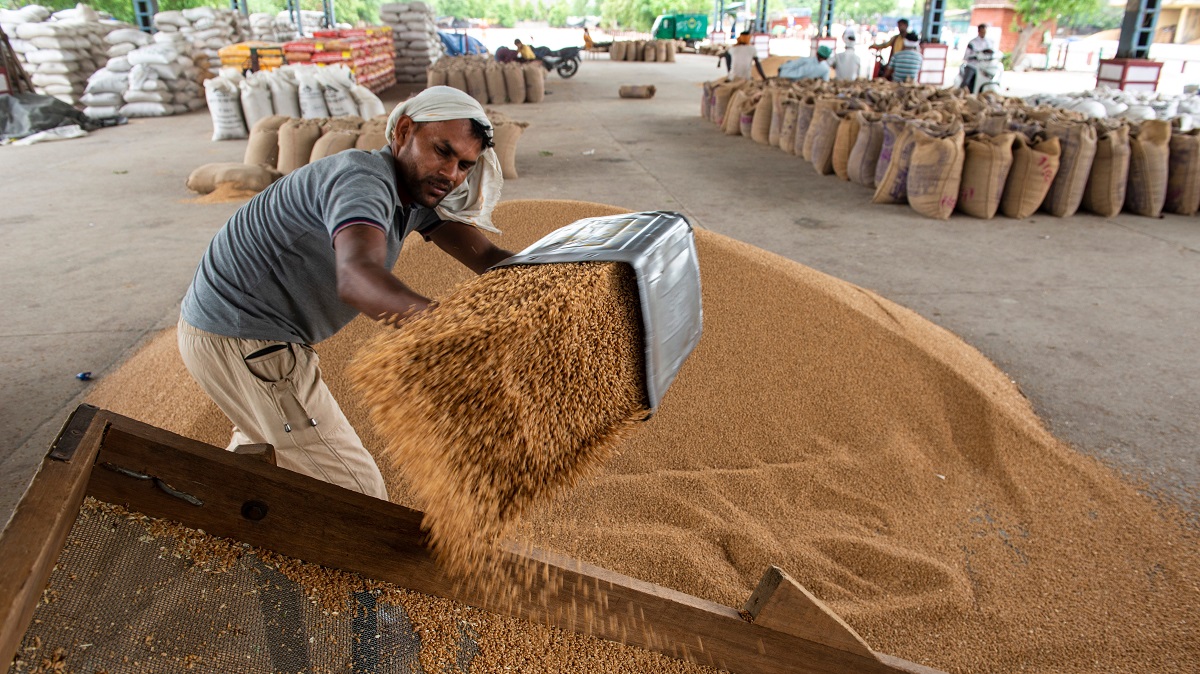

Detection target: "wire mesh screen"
[7, 500, 438, 674]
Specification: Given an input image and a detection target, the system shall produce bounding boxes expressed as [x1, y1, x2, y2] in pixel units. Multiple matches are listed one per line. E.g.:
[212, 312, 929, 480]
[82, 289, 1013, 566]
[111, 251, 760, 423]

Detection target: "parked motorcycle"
[958, 49, 1003, 94]
[532, 46, 581, 78]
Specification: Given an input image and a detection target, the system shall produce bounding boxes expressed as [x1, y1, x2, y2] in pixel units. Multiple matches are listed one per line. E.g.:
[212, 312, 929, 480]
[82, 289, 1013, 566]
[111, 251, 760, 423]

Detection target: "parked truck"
[650, 12, 709, 49]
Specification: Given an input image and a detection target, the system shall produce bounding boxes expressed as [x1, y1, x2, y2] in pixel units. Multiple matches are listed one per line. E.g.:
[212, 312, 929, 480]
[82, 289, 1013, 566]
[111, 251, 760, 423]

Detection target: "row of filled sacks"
[187, 108, 529, 196]
[251, 107, 531, 180]
[380, 1, 441, 83]
[427, 57, 546, 105]
[609, 39, 676, 63]
[204, 64, 386, 142]
[703, 78, 1200, 219]
[3, 5, 133, 106]
[81, 35, 210, 118]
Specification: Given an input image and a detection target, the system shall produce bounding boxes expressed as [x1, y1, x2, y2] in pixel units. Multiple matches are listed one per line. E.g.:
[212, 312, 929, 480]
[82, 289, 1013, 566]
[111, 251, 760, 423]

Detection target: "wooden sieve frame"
[1, 405, 947, 674]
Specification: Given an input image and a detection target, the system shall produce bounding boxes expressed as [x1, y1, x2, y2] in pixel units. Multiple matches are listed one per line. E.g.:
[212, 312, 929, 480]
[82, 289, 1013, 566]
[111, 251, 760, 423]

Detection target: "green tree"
[1008, 0, 1101, 68]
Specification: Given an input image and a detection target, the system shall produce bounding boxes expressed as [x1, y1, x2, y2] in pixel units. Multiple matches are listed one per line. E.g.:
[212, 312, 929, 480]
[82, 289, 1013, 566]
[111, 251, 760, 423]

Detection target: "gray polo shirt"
[181, 147, 440, 344]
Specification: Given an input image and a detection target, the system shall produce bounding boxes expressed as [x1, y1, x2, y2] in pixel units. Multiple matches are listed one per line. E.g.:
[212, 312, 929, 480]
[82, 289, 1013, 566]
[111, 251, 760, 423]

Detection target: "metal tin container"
[492, 211, 703, 413]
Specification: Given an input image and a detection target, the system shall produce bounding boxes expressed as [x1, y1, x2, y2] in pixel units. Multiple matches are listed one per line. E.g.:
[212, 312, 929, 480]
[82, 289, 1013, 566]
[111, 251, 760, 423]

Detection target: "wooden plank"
[232, 443, 276, 466]
[0, 405, 106, 669]
[743, 566, 875, 659]
[84, 411, 946, 674]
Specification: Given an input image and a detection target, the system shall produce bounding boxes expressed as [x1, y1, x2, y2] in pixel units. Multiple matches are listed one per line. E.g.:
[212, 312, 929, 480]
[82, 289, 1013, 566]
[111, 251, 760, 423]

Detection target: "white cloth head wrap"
[385, 86, 503, 233]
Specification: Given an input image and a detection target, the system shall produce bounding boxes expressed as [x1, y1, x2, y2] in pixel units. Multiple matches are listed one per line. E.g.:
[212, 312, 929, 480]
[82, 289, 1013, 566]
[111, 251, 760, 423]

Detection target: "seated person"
[722, 31, 767, 80]
[514, 38, 536, 62]
[778, 45, 832, 81]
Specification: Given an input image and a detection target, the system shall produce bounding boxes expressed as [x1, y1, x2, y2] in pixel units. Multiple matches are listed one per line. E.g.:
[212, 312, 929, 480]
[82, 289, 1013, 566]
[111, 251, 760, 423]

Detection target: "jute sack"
[1001, 135, 1061, 219]
[723, 90, 749, 135]
[831, 111, 863, 180]
[355, 117, 387, 151]
[713, 81, 742, 126]
[493, 120, 528, 179]
[872, 124, 919, 204]
[484, 63, 507, 104]
[1125, 119, 1171, 217]
[251, 114, 290, 134]
[873, 118, 908, 188]
[778, 99, 800, 154]
[503, 63, 526, 104]
[1041, 121, 1097, 217]
[808, 102, 844, 175]
[427, 67, 447, 88]
[846, 114, 885, 188]
[610, 41, 625, 60]
[803, 99, 843, 163]
[465, 63, 488, 106]
[1165, 128, 1200, 216]
[751, 89, 773, 144]
[907, 128, 966, 220]
[665, 39, 676, 62]
[739, 93, 759, 138]
[186, 162, 281, 194]
[656, 40, 667, 61]
[277, 118, 323, 174]
[1081, 123, 1130, 218]
[524, 63, 545, 103]
[310, 129, 360, 162]
[701, 81, 714, 120]
[792, 98, 816, 157]
[243, 127, 280, 168]
[323, 116, 364, 133]
[768, 91, 785, 146]
[447, 67, 468, 94]
[618, 85, 656, 99]
[957, 132, 1015, 219]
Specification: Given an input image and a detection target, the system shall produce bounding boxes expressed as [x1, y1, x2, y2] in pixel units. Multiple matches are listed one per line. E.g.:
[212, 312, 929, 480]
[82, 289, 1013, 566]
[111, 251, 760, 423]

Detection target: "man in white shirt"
[831, 32, 861, 80]
[723, 31, 766, 80]
[964, 24, 994, 62]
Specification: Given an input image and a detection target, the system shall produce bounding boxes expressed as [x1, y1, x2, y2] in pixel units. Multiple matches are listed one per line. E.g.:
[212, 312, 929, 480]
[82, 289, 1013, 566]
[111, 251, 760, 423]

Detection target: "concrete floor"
[2, 54, 1197, 528]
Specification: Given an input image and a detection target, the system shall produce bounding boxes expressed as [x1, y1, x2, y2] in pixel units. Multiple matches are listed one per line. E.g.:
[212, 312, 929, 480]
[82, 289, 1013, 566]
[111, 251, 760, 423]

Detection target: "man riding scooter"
[959, 23, 1003, 94]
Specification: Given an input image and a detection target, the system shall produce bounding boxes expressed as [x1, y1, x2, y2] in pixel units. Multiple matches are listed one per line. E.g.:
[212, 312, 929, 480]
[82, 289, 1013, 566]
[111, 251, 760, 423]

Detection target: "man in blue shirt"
[778, 45, 832, 81]
[889, 33, 923, 83]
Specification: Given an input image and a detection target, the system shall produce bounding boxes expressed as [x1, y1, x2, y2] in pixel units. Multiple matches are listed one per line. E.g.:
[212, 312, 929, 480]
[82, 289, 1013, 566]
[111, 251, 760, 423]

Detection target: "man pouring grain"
[177, 87, 513, 499]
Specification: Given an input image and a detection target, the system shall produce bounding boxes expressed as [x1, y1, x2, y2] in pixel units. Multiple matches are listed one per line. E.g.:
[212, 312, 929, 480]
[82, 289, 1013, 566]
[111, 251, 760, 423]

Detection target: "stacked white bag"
[248, 12, 296, 42]
[153, 7, 249, 72]
[2, 3, 128, 106]
[85, 31, 207, 118]
[380, 2, 442, 84]
[1026, 87, 1200, 130]
[206, 64, 386, 141]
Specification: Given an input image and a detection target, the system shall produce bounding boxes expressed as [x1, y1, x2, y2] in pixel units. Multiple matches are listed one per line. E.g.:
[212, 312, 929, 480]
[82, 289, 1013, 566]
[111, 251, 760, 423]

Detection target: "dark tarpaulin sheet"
[0, 93, 96, 141]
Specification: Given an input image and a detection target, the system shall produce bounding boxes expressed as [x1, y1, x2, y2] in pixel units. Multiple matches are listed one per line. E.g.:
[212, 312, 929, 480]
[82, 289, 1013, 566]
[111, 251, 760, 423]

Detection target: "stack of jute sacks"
[702, 78, 1200, 219]
[186, 113, 388, 196]
[427, 55, 546, 105]
[608, 38, 676, 63]
[379, 1, 442, 84]
[1, 4, 128, 107]
[187, 104, 529, 195]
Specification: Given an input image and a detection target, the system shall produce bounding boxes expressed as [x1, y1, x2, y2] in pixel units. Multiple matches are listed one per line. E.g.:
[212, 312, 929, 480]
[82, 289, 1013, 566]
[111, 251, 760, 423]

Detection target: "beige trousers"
[177, 317, 388, 500]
